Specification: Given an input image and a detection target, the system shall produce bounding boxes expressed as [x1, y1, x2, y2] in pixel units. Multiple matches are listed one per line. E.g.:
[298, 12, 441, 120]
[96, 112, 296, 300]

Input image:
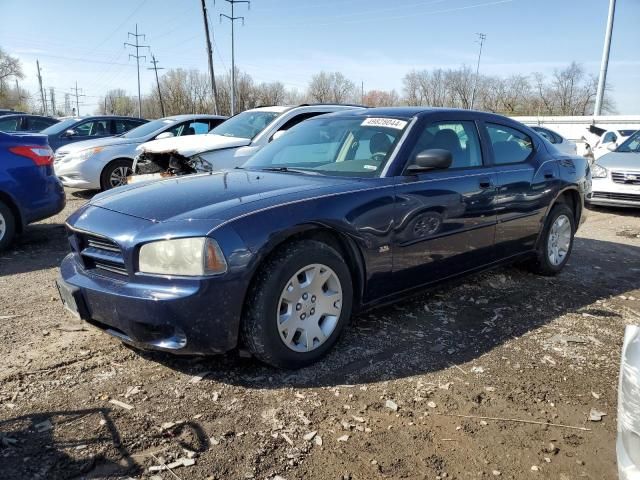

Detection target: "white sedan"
[588, 130, 640, 208]
[530, 126, 577, 156]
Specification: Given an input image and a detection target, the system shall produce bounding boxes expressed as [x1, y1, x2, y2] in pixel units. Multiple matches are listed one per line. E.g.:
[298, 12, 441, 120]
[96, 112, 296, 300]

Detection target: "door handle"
[479, 177, 493, 189]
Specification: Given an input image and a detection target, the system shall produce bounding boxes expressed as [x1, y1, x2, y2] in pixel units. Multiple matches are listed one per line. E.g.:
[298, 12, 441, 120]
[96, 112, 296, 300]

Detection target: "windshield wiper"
[259, 166, 321, 175]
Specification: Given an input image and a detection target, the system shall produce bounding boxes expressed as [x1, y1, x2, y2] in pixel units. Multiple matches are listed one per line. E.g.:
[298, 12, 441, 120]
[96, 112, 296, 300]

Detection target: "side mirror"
[64, 129, 76, 137]
[406, 149, 452, 173]
[155, 131, 174, 140]
[271, 130, 287, 142]
[607, 143, 617, 152]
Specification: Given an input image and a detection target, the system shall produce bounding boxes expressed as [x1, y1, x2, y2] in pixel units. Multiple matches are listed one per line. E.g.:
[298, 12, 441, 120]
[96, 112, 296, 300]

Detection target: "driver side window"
[409, 121, 483, 169]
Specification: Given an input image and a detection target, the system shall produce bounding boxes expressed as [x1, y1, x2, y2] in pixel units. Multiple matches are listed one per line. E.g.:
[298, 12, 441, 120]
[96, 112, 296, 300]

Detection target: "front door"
[392, 119, 497, 292]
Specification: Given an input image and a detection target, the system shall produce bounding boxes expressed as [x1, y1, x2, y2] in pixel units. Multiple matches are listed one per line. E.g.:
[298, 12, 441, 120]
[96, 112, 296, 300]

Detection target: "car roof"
[162, 114, 227, 121]
[0, 113, 56, 119]
[60, 115, 147, 121]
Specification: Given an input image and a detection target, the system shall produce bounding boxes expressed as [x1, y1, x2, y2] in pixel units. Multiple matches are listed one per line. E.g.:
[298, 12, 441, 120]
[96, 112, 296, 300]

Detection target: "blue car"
[0, 131, 66, 250]
[57, 108, 590, 368]
[41, 115, 147, 152]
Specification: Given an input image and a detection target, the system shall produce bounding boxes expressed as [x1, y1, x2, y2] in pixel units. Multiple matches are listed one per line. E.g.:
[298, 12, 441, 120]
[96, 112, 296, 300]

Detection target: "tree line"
[0, 46, 615, 119]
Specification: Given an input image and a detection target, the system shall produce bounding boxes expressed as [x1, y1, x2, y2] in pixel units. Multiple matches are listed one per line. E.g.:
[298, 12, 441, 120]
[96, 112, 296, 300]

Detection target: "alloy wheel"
[109, 166, 132, 188]
[0, 210, 5, 241]
[547, 214, 571, 266]
[277, 263, 343, 353]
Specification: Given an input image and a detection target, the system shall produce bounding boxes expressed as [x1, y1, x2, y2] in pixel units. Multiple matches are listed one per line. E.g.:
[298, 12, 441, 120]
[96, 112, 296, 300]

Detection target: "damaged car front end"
[131, 149, 213, 183]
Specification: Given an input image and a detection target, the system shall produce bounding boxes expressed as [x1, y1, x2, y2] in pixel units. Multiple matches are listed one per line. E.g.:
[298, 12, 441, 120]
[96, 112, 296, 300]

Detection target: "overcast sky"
[1, 0, 638, 114]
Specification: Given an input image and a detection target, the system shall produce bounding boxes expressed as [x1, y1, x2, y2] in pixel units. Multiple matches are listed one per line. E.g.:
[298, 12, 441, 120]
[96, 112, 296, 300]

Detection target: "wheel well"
[0, 191, 23, 233]
[244, 227, 365, 313]
[554, 189, 581, 225]
[101, 158, 133, 176]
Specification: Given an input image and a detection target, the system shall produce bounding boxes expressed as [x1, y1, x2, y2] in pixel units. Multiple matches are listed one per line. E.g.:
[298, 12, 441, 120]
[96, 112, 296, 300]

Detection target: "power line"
[201, 0, 219, 115]
[124, 23, 149, 117]
[220, 0, 250, 116]
[148, 54, 166, 117]
[470, 32, 486, 110]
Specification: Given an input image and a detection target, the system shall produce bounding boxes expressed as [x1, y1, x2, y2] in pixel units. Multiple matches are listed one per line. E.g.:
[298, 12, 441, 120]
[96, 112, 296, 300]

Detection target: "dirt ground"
[1, 189, 639, 480]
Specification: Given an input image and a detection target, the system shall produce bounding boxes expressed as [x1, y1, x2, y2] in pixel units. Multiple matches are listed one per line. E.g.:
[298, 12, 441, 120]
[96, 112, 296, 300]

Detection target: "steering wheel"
[370, 152, 387, 163]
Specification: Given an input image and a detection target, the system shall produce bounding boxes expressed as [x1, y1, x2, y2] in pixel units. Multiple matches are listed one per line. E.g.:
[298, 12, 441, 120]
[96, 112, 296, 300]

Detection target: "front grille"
[611, 171, 640, 185]
[592, 192, 640, 203]
[74, 231, 127, 276]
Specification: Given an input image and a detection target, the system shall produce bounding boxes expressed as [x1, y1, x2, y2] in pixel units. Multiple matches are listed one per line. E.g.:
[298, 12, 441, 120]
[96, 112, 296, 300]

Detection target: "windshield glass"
[616, 130, 640, 153]
[242, 116, 409, 177]
[210, 110, 280, 139]
[41, 118, 79, 135]
[121, 118, 178, 138]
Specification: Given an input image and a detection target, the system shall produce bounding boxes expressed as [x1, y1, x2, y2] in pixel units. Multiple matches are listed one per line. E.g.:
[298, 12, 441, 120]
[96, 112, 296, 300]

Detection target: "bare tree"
[308, 72, 333, 103]
[363, 89, 400, 107]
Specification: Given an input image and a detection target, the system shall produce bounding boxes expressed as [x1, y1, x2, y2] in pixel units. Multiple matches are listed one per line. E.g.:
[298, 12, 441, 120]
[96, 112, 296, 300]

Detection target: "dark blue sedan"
[0, 131, 66, 250]
[57, 108, 590, 368]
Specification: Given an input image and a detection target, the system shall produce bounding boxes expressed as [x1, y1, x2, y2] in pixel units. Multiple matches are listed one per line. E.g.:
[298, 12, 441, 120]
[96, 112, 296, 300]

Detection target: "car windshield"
[41, 118, 80, 135]
[616, 131, 640, 153]
[121, 118, 177, 139]
[242, 116, 409, 177]
[209, 110, 280, 139]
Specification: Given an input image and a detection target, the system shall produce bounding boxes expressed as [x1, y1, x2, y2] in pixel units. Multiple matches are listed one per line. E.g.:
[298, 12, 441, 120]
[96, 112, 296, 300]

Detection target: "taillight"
[9, 145, 54, 166]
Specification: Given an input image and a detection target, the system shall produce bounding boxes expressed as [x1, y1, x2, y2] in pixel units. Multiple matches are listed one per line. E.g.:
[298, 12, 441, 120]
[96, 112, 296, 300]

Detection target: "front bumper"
[59, 253, 244, 355]
[55, 157, 102, 190]
[587, 176, 640, 208]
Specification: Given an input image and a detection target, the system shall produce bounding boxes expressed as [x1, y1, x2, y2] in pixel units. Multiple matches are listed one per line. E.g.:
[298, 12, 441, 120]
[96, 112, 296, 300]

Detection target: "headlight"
[68, 147, 104, 162]
[138, 237, 227, 276]
[591, 163, 608, 178]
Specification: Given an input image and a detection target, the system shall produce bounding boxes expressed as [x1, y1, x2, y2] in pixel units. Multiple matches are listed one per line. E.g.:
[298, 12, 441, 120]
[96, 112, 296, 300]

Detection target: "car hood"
[90, 170, 360, 223]
[56, 136, 140, 155]
[138, 134, 251, 157]
[597, 152, 640, 170]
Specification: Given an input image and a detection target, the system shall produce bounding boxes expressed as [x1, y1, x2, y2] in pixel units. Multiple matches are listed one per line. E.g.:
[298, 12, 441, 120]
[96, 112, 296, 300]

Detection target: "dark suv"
[41, 115, 147, 151]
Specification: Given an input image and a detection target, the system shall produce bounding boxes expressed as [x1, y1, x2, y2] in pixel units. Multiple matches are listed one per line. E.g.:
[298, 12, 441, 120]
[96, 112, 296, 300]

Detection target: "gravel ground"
[0, 189, 639, 480]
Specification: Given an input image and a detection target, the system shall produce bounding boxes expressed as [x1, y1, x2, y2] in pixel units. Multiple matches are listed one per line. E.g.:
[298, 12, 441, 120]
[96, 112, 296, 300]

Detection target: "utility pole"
[49, 87, 56, 116]
[361, 81, 364, 104]
[148, 54, 166, 117]
[71, 82, 85, 116]
[201, 0, 219, 115]
[36, 60, 47, 116]
[220, 0, 250, 116]
[594, 0, 616, 116]
[124, 24, 149, 118]
[470, 32, 486, 110]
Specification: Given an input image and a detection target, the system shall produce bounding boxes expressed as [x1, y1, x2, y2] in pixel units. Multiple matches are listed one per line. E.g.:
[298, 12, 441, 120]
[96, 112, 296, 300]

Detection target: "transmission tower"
[124, 24, 149, 118]
[220, 0, 250, 115]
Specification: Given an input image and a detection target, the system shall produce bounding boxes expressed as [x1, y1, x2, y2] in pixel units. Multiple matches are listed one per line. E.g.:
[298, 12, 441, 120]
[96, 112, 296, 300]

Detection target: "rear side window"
[274, 112, 325, 137]
[486, 123, 534, 165]
[0, 117, 20, 131]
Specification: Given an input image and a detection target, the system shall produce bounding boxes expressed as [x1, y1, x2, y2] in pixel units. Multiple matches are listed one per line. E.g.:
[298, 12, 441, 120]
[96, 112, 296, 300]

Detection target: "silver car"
[618, 325, 640, 479]
[588, 130, 640, 208]
[531, 126, 577, 156]
[54, 114, 226, 190]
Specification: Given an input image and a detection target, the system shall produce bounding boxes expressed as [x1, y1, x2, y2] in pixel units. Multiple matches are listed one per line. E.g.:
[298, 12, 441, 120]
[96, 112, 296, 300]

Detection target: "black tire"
[527, 203, 575, 276]
[241, 240, 353, 369]
[0, 200, 16, 251]
[100, 159, 133, 191]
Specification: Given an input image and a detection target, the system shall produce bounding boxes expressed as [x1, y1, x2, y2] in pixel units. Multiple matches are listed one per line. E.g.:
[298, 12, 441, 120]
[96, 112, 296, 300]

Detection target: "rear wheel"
[100, 159, 133, 190]
[527, 203, 575, 276]
[0, 201, 16, 251]
[242, 240, 353, 369]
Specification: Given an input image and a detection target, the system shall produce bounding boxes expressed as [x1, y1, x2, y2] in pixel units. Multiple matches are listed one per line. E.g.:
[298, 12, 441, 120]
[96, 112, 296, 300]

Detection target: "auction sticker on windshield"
[361, 118, 407, 130]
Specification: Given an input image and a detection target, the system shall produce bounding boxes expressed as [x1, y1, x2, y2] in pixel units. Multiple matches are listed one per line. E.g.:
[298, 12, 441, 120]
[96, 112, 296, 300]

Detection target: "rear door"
[392, 116, 498, 291]
[482, 121, 559, 257]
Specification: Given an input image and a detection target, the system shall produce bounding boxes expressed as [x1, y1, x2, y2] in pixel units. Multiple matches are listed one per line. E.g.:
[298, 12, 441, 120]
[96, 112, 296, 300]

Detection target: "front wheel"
[241, 240, 353, 369]
[527, 203, 575, 276]
[101, 159, 133, 190]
